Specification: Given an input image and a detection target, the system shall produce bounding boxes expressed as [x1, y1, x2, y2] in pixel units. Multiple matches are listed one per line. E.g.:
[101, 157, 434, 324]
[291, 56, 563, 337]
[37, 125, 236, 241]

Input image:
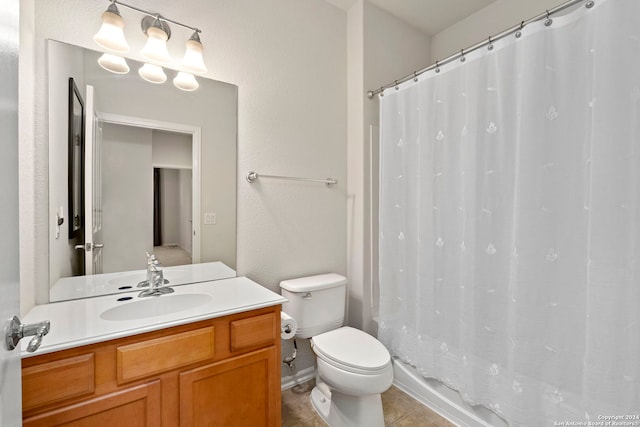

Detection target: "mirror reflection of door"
[98, 122, 194, 272]
[84, 85, 103, 276]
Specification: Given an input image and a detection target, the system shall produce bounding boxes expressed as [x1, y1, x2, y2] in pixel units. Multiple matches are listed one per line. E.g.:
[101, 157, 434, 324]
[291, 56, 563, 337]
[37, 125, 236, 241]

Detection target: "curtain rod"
[367, 0, 594, 99]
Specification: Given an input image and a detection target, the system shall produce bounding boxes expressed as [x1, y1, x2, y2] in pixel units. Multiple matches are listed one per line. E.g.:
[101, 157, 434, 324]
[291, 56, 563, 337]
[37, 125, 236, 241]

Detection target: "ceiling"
[324, 0, 497, 35]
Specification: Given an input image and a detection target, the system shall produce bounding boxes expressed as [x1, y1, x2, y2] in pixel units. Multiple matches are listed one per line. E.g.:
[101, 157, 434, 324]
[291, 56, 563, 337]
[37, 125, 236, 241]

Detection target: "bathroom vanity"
[20, 277, 286, 426]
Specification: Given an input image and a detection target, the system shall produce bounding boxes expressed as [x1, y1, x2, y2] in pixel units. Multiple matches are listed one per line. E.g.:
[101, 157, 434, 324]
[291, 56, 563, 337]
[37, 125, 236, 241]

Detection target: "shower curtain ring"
[380, 86, 384, 97]
[460, 49, 466, 62]
[395, 80, 399, 90]
[585, 0, 594, 8]
[435, 61, 440, 73]
[413, 71, 418, 82]
[516, 21, 524, 38]
[545, 10, 553, 26]
[488, 36, 494, 51]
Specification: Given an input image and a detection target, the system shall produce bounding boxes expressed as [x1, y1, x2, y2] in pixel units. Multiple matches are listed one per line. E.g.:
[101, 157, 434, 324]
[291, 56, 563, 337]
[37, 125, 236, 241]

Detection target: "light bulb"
[141, 21, 172, 64]
[93, 3, 129, 53]
[97, 53, 130, 74]
[181, 32, 207, 74]
[173, 72, 199, 91]
[138, 63, 167, 84]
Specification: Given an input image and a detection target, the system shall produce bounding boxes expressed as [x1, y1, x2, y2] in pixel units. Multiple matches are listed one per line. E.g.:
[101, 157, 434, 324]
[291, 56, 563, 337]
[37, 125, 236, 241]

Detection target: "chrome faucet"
[138, 255, 174, 297]
[137, 252, 168, 288]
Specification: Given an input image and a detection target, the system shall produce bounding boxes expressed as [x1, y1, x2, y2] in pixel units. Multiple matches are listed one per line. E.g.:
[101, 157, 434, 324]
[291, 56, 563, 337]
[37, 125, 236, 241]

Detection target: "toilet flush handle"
[302, 292, 312, 300]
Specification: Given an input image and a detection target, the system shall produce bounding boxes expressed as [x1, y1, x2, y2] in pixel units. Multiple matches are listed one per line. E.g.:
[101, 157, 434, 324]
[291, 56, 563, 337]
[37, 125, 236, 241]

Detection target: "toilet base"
[310, 382, 385, 427]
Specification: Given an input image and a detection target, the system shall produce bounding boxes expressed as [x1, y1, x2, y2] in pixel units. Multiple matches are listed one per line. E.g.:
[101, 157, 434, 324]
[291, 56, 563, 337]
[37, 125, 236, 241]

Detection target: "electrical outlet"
[204, 212, 216, 225]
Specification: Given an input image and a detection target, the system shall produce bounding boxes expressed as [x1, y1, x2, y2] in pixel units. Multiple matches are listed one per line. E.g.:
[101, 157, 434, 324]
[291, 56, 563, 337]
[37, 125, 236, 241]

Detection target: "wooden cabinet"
[22, 306, 281, 426]
[180, 347, 279, 427]
[23, 381, 161, 427]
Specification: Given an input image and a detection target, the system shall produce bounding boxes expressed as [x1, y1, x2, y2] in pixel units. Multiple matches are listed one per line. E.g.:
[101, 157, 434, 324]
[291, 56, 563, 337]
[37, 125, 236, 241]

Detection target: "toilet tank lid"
[280, 273, 347, 292]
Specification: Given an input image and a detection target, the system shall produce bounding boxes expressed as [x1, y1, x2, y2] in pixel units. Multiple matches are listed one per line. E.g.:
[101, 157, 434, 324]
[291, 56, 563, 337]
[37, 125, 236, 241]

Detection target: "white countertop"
[22, 276, 286, 358]
[49, 261, 237, 302]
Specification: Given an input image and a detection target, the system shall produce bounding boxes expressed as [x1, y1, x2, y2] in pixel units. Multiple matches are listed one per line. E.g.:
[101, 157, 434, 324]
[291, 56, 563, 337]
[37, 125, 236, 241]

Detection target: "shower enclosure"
[377, 0, 640, 425]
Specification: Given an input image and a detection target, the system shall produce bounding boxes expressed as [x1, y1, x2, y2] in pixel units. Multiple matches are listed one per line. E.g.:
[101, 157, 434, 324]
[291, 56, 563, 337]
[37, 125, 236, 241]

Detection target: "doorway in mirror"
[153, 166, 193, 267]
[101, 120, 197, 274]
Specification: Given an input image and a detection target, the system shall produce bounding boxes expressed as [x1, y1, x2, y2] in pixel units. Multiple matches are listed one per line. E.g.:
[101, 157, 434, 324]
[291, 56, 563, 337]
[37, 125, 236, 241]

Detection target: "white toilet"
[280, 273, 393, 427]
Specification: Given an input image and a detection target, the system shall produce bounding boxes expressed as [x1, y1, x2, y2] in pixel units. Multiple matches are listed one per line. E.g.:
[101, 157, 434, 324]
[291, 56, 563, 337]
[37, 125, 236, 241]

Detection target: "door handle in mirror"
[74, 243, 104, 251]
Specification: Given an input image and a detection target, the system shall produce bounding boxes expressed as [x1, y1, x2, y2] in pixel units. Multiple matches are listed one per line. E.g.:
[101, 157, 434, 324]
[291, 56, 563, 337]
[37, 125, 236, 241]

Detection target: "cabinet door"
[179, 347, 280, 427]
[23, 381, 161, 427]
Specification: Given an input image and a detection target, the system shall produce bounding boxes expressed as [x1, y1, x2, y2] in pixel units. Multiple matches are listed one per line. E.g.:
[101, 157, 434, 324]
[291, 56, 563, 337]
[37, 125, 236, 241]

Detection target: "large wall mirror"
[48, 40, 237, 302]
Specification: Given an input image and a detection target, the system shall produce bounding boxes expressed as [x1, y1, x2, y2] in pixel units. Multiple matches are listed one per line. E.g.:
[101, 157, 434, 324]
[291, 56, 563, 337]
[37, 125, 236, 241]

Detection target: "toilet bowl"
[279, 274, 393, 427]
[310, 326, 393, 427]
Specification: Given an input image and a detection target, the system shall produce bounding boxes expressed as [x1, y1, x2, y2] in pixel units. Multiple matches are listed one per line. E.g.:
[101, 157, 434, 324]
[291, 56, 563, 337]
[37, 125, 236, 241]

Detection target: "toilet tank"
[280, 273, 347, 338]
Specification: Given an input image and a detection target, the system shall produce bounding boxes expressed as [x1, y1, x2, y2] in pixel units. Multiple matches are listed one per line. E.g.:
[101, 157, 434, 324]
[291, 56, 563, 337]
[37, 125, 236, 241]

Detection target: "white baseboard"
[281, 366, 316, 391]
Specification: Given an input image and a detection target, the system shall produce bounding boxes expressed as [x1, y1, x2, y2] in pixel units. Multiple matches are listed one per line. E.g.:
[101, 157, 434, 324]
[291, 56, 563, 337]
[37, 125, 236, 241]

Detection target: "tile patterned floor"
[282, 379, 456, 426]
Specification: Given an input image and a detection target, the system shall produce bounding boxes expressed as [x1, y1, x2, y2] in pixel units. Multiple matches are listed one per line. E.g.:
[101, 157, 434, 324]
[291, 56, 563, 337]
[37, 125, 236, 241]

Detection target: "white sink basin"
[100, 293, 213, 321]
[106, 269, 188, 287]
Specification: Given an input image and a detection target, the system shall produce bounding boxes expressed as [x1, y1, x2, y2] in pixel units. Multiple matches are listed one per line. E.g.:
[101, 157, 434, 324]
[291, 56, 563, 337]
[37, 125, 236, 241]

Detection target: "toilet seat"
[312, 327, 391, 375]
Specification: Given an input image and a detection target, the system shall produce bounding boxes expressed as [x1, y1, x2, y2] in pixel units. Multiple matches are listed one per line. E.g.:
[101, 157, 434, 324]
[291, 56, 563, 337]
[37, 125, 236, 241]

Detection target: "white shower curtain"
[378, 0, 640, 425]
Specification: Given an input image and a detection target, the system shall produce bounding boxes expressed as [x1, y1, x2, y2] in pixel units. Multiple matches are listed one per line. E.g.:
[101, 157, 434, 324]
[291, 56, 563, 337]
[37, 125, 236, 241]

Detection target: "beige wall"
[347, 1, 430, 334]
[152, 131, 192, 170]
[179, 169, 193, 254]
[159, 168, 181, 247]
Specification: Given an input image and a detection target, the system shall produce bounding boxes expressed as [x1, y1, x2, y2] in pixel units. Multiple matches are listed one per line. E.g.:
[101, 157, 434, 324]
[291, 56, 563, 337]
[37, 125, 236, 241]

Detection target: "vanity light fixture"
[93, 1, 129, 53]
[94, 0, 206, 90]
[138, 63, 167, 84]
[181, 32, 207, 74]
[173, 71, 199, 91]
[140, 15, 172, 64]
[97, 53, 130, 74]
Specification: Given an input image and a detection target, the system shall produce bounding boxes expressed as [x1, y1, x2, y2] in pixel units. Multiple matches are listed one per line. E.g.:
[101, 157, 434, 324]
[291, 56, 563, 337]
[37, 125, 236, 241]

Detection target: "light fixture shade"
[93, 4, 129, 53]
[97, 53, 130, 74]
[173, 72, 199, 91]
[181, 32, 207, 74]
[141, 24, 172, 64]
[138, 63, 167, 84]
